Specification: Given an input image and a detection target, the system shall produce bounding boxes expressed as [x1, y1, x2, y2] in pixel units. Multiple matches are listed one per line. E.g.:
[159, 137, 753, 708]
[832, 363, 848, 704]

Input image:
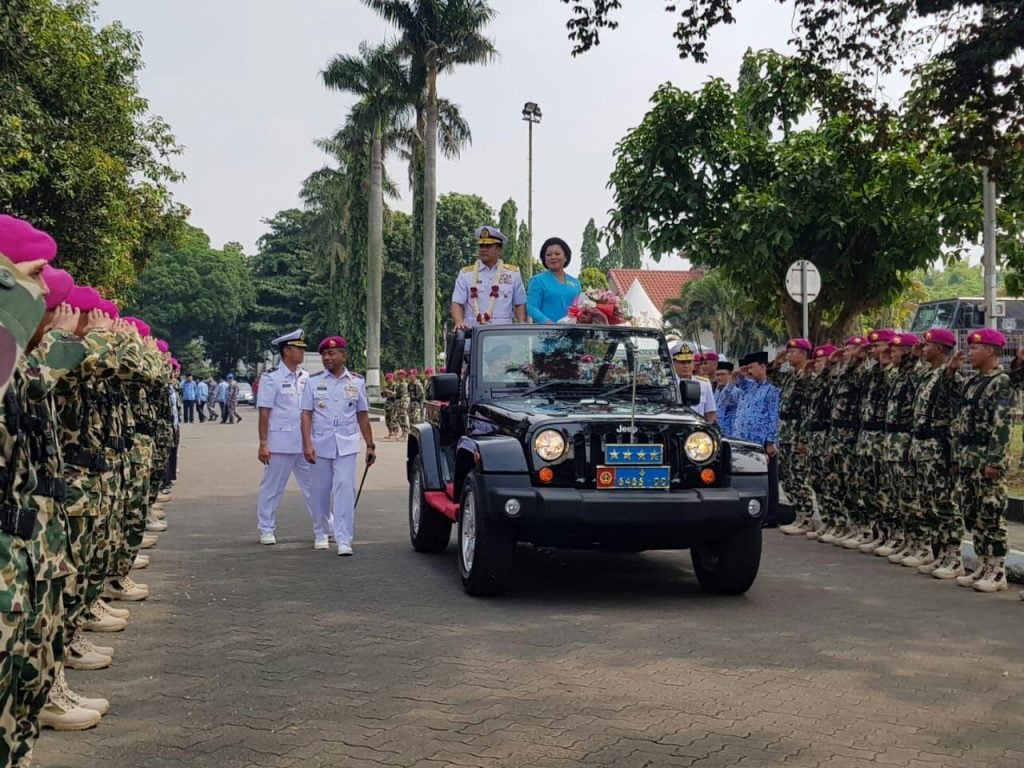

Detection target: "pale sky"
[92, 1, 904, 274]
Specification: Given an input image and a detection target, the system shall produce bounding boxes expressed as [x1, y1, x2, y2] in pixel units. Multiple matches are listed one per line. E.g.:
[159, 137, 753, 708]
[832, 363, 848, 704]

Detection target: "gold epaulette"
[461, 264, 475, 272]
[504, 264, 520, 271]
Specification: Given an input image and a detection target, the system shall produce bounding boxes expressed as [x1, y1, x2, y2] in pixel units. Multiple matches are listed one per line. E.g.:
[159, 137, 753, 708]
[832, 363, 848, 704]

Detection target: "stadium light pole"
[522, 102, 542, 279]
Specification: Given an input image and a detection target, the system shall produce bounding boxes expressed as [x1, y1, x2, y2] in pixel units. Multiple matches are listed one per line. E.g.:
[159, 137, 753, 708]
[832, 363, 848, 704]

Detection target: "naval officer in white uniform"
[256, 329, 319, 546]
[301, 336, 376, 556]
[451, 225, 527, 330]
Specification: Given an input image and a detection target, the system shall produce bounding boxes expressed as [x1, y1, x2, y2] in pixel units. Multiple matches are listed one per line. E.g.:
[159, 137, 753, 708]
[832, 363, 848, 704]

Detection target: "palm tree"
[323, 41, 412, 392]
[663, 270, 781, 357]
[362, 0, 498, 369]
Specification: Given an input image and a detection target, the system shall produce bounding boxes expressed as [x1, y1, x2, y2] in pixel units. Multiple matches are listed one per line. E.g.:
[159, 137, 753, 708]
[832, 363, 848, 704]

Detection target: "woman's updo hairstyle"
[539, 237, 572, 269]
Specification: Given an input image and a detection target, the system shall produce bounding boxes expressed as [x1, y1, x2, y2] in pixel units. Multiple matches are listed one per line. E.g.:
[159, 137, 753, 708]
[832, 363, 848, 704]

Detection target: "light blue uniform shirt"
[526, 270, 582, 323]
[181, 380, 197, 401]
[300, 368, 369, 459]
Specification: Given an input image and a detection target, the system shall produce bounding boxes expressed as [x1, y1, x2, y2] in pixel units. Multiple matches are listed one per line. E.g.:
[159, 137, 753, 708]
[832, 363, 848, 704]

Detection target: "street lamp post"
[522, 102, 542, 280]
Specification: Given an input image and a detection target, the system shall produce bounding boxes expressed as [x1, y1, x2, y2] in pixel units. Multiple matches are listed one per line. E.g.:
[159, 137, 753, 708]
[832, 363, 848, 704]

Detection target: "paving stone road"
[37, 416, 1024, 768]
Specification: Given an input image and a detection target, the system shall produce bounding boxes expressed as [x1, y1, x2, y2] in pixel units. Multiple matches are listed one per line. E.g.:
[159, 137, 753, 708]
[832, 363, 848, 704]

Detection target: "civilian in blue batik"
[713, 360, 741, 437]
[527, 237, 581, 323]
[733, 350, 781, 525]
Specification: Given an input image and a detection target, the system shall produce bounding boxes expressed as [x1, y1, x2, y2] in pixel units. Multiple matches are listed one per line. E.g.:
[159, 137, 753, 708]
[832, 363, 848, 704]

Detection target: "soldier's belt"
[65, 449, 108, 472]
[861, 420, 885, 431]
[35, 476, 67, 501]
[912, 428, 948, 440]
[104, 436, 127, 451]
[134, 425, 156, 436]
[832, 419, 859, 428]
[883, 425, 911, 434]
[779, 413, 800, 421]
[956, 434, 989, 446]
[0, 503, 35, 539]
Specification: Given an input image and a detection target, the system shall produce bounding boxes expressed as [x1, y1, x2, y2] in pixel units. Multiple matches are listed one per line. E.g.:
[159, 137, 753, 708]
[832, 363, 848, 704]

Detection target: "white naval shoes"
[313, 537, 329, 550]
[337, 544, 354, 556]
[259, 532, 276, 545]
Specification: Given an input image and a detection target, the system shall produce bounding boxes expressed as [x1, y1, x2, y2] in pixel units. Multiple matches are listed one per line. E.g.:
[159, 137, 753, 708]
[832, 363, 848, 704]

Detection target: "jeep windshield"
[475, 326, 676, 402]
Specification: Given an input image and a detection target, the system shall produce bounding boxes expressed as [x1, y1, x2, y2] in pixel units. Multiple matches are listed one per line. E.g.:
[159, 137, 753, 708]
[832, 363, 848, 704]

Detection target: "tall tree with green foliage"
[619, 228, 642, 269]
[361, 0, 498, 369]
[497, 198, 522, 270]
[127, 225, 254, 372]
[581, 218, 601, 269]
[323, 40, 414, 391]
[561, 0, 1024, 167]
[0, 0, 185, 293]
[608, 50, 1003, 339]
[517, 220, 532, 279]
[579, 267, 608, 291]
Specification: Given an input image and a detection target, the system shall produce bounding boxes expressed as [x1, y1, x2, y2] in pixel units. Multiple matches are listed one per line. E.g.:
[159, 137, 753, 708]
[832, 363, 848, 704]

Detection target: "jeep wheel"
[409, 465, 452, 553]
[691, 523, 762, 595]
[458, 471, 515, 596]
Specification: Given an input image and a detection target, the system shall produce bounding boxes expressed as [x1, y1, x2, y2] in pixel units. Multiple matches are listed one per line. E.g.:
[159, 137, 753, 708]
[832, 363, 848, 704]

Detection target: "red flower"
[489, 285, 499, 297]
[470, 287, 478, 298]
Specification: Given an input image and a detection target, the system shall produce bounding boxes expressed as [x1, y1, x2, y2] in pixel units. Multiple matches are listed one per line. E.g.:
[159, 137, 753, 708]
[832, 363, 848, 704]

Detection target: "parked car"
[405, 325, 769, 597]
[236, 381, 254, 406]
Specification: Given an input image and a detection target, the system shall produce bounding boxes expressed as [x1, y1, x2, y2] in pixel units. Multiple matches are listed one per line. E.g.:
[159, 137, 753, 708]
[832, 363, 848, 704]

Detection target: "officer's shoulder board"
[504, 264, 519, 271]
[461, 264, 475, 273]
[309, 370, 327, 379]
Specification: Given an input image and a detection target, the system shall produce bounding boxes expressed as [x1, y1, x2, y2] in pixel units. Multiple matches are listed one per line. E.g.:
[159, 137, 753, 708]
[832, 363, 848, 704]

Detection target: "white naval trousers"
[306, 452, 357, 546]
[256, 452, 318, 536]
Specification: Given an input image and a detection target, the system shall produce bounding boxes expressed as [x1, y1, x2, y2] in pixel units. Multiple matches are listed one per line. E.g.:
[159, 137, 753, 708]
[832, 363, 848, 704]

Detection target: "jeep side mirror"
[428, 373, 460, 402]
[680, 380, 701, 406]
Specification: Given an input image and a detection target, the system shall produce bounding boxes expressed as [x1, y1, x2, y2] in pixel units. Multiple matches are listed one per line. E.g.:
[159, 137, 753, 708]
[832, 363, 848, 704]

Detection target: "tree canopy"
[0, 0, 185, 294]
[560, 0, 1024, 167]
[608, 50, 1016, 340]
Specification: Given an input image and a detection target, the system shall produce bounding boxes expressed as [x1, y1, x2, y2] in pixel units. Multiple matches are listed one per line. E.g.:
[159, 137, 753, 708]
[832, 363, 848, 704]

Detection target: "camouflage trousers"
[851, 453, 884, 530]
[384, 403, 398, 436]
[396, 399, 410, 433]
[958, 470, 1008, 557]
[880, 460, 914, 540]
[815, 449, 846, 528]
[912, 460, 963, 548]
[779, 442, 814, 524]
[62, 515, 102, 648]
[113, 452, 152, 579]
[85, 455, 126, 610]
[0, 576, 64, 767]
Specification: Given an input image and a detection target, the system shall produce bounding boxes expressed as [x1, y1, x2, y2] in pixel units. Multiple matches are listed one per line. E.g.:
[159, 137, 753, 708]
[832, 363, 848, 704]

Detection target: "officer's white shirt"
[300, 368, 369, 459]
[676, 373, 717, 417]
[257, 362, 309, 454]
[451, 259, 527, 327]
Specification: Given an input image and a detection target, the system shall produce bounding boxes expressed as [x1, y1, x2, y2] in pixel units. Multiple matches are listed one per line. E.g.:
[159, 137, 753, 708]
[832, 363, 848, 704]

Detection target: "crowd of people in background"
[380, 369, 430, 440]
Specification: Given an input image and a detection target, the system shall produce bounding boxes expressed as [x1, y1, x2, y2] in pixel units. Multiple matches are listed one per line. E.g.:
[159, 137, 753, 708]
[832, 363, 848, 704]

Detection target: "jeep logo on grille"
[616, 425, 638, 434]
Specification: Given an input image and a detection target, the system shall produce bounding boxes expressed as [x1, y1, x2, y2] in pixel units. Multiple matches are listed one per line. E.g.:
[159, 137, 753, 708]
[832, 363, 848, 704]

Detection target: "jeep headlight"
[684, 431, 716, 463]
[533, 429, 566, 461]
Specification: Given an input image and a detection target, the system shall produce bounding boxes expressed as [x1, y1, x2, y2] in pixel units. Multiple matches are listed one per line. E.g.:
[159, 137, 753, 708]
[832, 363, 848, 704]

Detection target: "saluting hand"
[983, 465, 1001, 480]
[948, 350, 965, 373]
[47, 304, 80, 333]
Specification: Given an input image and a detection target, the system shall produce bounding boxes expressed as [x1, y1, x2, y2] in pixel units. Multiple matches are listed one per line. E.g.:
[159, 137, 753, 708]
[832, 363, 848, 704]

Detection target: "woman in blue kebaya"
[526, 237, 582, 323]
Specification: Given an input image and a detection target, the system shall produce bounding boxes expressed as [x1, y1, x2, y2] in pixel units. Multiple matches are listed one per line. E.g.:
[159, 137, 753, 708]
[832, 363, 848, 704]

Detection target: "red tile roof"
[608, 269, 704, 312]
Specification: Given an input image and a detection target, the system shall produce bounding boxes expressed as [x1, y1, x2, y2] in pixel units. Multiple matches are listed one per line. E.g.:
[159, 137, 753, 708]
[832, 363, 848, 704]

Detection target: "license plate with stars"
[597, 444, 669, 490]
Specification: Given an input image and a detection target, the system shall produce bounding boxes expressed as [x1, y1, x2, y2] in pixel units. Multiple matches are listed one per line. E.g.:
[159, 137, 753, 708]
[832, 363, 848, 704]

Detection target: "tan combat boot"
[66, 631, 112, 671]
[104, 576, 149, 602]
[875, 536, 902, 558]
[841, 527, 871, 549]
[133, 553, 150, 569]
[140, 532, 158, 549]
[145, 516, 168, 532]
[901, 544, 935, 568]
[93, 599, 129, 620]
[53, 662, 110, 715]
[150, 503, 166, 520]
[956, 556, 989, 587]
[858, 530, 885, 553]
[932, 547, 965, 580]
[82, 607, 127, 633]
[973, 557, 1008, 593]
[40, 668, 102, 730]
[156, 490, 172, 503]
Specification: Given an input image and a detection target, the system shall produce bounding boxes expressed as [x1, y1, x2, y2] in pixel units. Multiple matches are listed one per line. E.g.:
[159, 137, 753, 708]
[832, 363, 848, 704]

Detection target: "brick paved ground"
[37, 416, 1024, 768]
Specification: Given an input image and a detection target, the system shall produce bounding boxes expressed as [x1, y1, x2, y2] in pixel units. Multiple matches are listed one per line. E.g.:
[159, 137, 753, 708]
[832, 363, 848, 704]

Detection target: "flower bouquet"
[561, 290, 633, 325]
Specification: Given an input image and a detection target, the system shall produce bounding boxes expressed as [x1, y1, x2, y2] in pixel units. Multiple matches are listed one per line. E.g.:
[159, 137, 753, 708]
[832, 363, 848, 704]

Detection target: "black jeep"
[406, 325, 769, 597]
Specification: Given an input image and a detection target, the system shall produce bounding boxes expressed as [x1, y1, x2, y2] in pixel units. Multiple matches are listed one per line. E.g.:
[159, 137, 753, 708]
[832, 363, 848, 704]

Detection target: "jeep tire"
[691, 523, 762, 595]
[409, 464, 452, 553]
[458, 470, 515, 596]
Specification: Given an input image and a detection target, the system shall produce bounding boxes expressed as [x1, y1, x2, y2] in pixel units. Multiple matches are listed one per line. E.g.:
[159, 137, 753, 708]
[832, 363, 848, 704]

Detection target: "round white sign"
[785, 260, 821, 303]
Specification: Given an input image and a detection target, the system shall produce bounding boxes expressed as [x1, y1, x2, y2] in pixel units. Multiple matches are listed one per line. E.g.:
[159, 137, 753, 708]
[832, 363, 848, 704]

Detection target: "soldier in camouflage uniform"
[818, 337, 868, 544]
[769, 340, 815, 535]
[899, 328, 960, 571]
[407, 368, 425, 425]
[875, 333, 923, 560]
[845, 330, 896, 552]
[395, 370, 410, 439]
[802, 345, 837, 539]
[381, 372, 398, 439]
[946, 328, 1017, 591]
